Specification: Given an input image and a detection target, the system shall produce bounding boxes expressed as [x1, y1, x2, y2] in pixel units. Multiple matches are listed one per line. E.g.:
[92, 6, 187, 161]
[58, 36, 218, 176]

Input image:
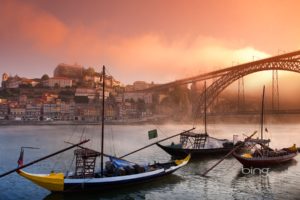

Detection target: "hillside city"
[0, 63, 255, 124]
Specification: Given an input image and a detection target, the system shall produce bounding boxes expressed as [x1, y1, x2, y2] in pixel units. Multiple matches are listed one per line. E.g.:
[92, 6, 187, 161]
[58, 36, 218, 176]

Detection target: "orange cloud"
[0, 0, 272, 84]
[0, 0, 68, 51]
[103, 34, 270, 82]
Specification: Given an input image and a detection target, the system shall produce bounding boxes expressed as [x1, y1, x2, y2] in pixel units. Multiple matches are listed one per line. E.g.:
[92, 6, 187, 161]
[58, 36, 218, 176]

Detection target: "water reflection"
[231, 172, 273, 199]
[43, 175, 184, 200]
[1, 124, 300, 199]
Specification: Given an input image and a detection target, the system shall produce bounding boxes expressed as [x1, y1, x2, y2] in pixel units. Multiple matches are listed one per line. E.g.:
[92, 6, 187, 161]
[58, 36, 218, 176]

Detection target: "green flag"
[148, 129, 158, 140]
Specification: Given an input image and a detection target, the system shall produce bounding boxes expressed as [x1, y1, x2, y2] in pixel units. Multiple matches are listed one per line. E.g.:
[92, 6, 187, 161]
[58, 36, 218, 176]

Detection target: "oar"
[64, 128, 195, 160]
[63, 128, 195, 161]
[257, 141, 274, 151]
[63, 141, 128, 161]
[0, 139, 90, 178]
[202, 131, 257, 176]
[119, 127, 195, 159]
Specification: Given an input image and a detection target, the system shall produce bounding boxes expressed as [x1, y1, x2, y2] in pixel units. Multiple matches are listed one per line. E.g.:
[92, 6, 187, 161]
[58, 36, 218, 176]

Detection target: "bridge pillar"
[272, 70, 279, 112]
[237, 77, 245, 113]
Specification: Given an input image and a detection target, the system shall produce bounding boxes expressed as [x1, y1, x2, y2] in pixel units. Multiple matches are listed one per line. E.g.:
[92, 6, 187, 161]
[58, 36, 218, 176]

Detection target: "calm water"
[0, 123, 300, 200]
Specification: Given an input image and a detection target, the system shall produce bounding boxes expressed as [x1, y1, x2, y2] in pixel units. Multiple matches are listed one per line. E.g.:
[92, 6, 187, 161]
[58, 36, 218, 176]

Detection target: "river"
[0, 124, 299, 200]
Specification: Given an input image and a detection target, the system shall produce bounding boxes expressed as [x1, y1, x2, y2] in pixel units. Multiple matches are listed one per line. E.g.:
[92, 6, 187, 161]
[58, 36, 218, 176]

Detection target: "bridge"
[136, 50, 300, 116]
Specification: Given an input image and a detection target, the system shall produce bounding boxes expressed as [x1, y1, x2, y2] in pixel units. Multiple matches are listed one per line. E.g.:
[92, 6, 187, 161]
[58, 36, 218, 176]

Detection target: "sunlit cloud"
[102, 34, 270, 82]
[0, 0, 68, 52]
[0, 0, 298, 87]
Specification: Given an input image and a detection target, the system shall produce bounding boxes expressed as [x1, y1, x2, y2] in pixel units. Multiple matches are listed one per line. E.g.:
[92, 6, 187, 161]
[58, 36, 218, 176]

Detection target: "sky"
[1, 0, 300, 84]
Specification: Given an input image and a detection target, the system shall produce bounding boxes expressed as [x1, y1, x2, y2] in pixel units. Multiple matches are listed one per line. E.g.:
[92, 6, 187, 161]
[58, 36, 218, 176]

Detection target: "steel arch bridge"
[136, 50, 300, 114]
[194, 50, 300, 114]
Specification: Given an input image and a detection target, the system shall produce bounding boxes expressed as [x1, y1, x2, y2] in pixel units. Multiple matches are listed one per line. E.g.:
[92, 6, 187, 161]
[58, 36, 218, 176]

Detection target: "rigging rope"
[66, 154, 76, 176]
[79, 127, 86, 142]
[51, 125, 80, 172]
[110, 126, 116, 157]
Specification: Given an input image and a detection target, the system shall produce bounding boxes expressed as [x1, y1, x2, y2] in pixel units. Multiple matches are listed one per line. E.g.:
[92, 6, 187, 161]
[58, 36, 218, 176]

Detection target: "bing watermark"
[242, 167, 270, 176]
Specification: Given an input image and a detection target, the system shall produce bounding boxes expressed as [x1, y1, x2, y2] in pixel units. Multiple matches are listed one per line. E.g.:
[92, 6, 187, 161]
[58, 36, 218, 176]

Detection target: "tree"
[41, 74, 50, 80]
[59, 90, 74, 96]
[19, 83, 32, 88]
[74, 96, 89, 104]
[107, 93, 116, 104]
[137, 98, 146, 112]
[130, 98, 135, 104]
[84, 67, 95, 76]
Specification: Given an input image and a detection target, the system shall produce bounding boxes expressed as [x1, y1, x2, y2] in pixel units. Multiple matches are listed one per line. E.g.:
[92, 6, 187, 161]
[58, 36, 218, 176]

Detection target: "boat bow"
[17, 170, 64, 192]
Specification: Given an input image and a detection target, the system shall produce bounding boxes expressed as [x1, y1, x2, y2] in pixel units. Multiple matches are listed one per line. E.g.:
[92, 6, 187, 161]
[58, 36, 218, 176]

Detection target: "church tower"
[2, 73, 9, 88]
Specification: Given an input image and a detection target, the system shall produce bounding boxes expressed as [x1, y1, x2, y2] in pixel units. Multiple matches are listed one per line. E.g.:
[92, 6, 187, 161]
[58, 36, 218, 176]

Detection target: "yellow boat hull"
[17, 170, 64, 192]
[17, 154, 190, 192]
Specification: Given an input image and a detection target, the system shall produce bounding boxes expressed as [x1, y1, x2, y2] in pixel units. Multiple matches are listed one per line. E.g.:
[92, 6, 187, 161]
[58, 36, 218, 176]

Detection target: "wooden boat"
[17, 153, 190, 192]
[1, 66, 191, 193]
[157, 82, 236, 159]
[156, 132, 234, 159]
[232, 144, 297, 167]
[232, 86, 298, 167]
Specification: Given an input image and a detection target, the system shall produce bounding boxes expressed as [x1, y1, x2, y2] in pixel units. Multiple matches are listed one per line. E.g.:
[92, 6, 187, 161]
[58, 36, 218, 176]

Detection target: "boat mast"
[204, 81, 207, 134]
[100, 65, 105, 177]
[260, 85, 265, 140]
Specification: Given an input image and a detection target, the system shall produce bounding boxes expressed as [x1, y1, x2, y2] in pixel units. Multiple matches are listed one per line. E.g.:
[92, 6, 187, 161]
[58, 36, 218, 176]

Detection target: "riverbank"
[1, 113, 300, 126]
[0, 119, 159, 126]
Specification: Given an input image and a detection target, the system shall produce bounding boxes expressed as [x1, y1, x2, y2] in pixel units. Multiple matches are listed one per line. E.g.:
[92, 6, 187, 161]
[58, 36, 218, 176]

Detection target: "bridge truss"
[194, 50, 300, 116]
[135, 50, 300, 117]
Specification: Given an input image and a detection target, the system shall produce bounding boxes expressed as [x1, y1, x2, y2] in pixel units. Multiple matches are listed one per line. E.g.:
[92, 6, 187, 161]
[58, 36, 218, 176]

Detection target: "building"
[75, 104, 100, 121]
[125, 85, 134, 92]
[21, 79, 39, 87]
[158, 94, 168, 104]
[133, 81, 150, 90]
[6, 76, 21, 88]
[19, 95, 28, 105]
[0, 103, 8, 119]
[123, 102, 138, 118]
[125, 81, 154, 92]
[1, 74, 39, 88]
[42, 93, 59, 103]
[115, 94, 123, 103]
[0, 98, 7, 104]
[60, 102, 75, 120]
[83, 107, 99, 121]
[83, 75, 101, 83]
[43, 77, 73, 88]
[2, 73, 8, 82]
[43, 103, 61, 119]
[98, 89, 110, 100]
[25, 103, 42, 120]
[75, 88, 97, 100]
[124, 92, 153, 104]
[2, 73, 8, 87]
[105, 104, 117, 120]
[10, 107, 26, 120]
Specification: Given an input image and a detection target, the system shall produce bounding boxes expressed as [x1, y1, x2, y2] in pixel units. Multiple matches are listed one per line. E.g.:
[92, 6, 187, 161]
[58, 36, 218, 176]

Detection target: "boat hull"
[64, 168, 173, 192]
[18, 155, 190, 193]
[156, 143, 233, 159]
[232, 151, 298, 168]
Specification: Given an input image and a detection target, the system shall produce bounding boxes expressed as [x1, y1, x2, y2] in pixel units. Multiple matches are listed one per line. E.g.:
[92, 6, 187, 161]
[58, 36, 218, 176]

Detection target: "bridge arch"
[195, 50, 300, 115]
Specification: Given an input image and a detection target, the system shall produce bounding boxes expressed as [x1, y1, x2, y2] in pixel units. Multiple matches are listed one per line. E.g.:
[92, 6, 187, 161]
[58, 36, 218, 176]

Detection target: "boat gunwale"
[232, 151, 297, 162]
